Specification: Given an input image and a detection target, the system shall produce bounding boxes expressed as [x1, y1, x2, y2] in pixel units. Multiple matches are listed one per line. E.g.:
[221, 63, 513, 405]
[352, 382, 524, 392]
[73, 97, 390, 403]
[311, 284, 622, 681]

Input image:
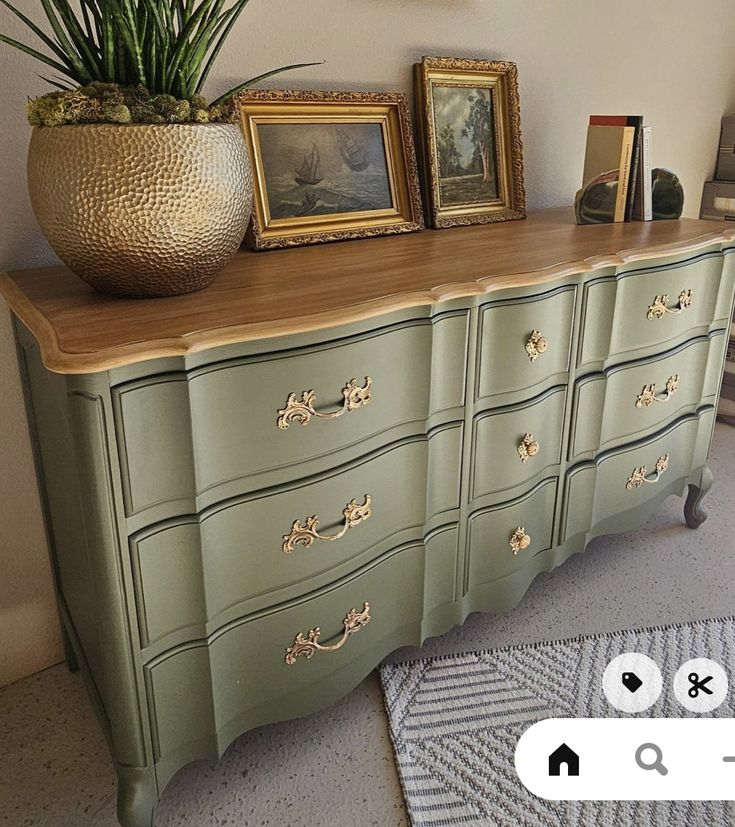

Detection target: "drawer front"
[467, 478, 557, 588]
[572, 331, 727, 458]
[564, 407, 715, 540]
[115, 320, 437, 517]
[132, 439, 435, 646]
[146, 544, 424, 762]
[476, 287, 575, 402]
[580, 252, 727, 368]
[471, 388, 566, 500]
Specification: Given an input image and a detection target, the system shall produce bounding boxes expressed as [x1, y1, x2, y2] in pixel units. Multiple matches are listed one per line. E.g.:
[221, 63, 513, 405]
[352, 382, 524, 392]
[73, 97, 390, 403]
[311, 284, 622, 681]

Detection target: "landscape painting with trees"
[415, 57, 525, 228]
[431, 84, 499, 208]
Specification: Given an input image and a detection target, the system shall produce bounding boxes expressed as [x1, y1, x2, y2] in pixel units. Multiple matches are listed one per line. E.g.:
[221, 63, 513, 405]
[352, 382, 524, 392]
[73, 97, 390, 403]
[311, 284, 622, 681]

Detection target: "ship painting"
[257, 122, 392, 220]
[337, 129, 369, 171]
[294, 143, 323, 185]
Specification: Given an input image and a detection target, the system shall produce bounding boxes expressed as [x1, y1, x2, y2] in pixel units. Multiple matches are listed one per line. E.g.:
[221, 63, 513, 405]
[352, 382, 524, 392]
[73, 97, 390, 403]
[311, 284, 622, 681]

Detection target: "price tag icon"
[603, 654, 661, 712]
[622, 672, 643, 694]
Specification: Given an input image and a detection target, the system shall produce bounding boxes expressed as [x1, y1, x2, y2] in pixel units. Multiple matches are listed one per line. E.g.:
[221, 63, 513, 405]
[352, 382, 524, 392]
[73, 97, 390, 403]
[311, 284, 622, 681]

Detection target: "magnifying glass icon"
[635, 742, 669, 776]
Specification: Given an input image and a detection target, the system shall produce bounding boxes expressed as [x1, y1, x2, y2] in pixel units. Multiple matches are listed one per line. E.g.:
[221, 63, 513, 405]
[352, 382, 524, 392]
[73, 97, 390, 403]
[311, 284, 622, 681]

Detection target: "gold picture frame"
[237, 89, 424, 249]
[414, 57, 526, 229]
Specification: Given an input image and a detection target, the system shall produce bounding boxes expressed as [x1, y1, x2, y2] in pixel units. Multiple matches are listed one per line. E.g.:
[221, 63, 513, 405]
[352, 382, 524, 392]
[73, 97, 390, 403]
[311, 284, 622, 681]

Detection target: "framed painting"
[414, 57, 526, 228]
[237, 90, 424, 249]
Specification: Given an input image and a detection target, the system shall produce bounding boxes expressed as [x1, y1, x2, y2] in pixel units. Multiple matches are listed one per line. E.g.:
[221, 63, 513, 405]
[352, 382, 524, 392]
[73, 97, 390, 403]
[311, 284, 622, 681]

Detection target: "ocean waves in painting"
[266, 170, 393, 219]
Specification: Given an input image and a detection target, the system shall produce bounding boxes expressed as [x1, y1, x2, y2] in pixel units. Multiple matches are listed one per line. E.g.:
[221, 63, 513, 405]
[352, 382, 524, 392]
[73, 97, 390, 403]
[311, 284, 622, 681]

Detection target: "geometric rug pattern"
[380, 616, 735, 826]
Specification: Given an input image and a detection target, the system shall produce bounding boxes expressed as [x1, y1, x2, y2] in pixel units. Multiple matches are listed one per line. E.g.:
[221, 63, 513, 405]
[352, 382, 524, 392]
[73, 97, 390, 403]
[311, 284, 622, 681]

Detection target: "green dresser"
[2, 208, 734, 826]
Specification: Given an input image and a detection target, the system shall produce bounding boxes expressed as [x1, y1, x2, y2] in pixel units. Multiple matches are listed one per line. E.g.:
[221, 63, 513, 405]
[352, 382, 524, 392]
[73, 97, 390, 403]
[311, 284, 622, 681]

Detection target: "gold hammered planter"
[27, 123, 252, 298]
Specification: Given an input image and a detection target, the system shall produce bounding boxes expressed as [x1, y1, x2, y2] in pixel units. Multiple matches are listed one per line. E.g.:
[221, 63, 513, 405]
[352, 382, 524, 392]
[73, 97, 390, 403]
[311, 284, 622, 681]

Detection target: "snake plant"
[0, 0, 317, 106]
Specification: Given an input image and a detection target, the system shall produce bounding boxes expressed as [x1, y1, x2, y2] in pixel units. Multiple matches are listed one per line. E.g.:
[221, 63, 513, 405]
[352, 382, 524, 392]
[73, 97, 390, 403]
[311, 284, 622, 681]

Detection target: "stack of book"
[577, 115, 652, 223]
[700, 113, 735, 222]
[700, 114, 735, 424]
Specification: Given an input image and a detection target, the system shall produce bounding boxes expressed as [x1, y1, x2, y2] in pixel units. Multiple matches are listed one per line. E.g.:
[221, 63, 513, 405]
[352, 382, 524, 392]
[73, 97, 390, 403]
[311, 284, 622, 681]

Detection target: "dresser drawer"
[146, 544, 424, 763]
[471, 388, 566, 500]
[466, 478, 557, 589]
[571, 331, 727, 458]
[132, 439, 432, 647]
[563, 407, 715, 540]
[114, 320, 435, 518]
[579, 251, 730, 369]
[476, 286, 575, 402]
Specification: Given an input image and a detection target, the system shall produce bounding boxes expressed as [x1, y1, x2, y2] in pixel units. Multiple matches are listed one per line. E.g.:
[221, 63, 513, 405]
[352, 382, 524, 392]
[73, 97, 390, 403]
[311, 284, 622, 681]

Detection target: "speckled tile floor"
[2, 423, 735, 827]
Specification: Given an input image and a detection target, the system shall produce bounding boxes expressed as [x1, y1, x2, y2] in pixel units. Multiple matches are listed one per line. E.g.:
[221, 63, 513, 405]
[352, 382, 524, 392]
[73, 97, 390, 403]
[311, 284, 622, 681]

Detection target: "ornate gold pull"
[626, 454, 670, 490]
[277, 377, 372, 429]
[509, 526, 531, 555]
[285, 603, 371, 664]
[646, 290, 693, 320]
[635, 374, 680, 408]
[517, 433, 540, 463]
[525, 330, 549, 363]
[282, 495, 372, 553]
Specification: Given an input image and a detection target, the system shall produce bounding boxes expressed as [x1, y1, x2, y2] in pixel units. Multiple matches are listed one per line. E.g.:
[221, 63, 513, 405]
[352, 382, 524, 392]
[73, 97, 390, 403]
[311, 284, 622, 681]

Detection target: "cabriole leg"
[684, 465, 714, 529]
[117, 766, 158, 827]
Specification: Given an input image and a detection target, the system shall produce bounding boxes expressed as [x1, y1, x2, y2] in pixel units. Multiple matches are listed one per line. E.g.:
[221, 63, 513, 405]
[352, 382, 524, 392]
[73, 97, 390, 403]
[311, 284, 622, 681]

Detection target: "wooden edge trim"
[4, 227, 735, 375]
[0, 271, 65, 363]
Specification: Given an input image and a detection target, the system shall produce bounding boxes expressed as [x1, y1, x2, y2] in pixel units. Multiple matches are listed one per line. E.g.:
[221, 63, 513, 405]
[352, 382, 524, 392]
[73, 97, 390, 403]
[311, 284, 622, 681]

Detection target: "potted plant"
[0, 0, 316, 297]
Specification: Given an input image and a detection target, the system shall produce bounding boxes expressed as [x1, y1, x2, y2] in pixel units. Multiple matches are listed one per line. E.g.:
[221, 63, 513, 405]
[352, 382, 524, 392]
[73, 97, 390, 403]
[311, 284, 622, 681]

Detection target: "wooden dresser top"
[3, 207, 734, 373]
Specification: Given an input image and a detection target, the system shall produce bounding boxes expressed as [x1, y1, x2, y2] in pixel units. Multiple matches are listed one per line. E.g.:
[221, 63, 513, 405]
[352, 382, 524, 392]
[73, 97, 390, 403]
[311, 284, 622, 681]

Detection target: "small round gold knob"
[525, 330, 549, 363]
[517, 433, 540, 463]
[509, 526, 531, 555]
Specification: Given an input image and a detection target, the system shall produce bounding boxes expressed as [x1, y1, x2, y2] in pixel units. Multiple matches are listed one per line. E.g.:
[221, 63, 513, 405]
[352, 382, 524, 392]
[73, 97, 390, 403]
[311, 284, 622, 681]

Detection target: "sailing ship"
[337, 129, 369, 171]
[295, 143, 323, 185]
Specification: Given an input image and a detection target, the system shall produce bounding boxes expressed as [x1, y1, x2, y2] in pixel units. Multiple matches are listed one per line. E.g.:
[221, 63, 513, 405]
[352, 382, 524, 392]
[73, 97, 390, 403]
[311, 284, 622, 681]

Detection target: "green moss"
[26, 83, 239, 127]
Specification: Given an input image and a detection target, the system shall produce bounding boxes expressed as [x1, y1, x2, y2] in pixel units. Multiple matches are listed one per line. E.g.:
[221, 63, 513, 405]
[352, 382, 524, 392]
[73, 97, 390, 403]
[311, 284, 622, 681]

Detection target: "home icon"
[548, 743, 580, 776]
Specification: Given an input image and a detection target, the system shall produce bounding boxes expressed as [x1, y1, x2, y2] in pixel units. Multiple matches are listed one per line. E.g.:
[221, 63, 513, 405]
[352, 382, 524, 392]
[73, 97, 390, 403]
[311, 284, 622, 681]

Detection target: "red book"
[589, 115, 641, 127]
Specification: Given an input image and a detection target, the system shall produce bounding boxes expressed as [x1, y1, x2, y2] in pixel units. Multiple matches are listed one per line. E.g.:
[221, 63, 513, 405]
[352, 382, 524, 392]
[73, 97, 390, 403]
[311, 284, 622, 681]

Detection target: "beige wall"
[2, 0, 735, 685]
[0, 305, 63, 685]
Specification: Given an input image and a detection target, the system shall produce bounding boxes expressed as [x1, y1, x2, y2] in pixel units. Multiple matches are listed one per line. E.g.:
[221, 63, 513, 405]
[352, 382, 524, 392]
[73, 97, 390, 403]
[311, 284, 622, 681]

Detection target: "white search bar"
[515, 718, 735, 800]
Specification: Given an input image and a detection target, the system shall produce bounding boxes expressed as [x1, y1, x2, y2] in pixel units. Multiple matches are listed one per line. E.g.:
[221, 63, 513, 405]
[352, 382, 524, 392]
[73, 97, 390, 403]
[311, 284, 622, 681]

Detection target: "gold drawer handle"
[635, 374, 680, 408]
[626, 454, 670, 490]
[646, 289, 693, 320]
[277, 376, 372, 429]
[285, 602, 371, 665]
[525, 330, 549, 363]
[509, 526, 531, 555]
[282, 494, 372, 553]
[517, 433, 540, 463]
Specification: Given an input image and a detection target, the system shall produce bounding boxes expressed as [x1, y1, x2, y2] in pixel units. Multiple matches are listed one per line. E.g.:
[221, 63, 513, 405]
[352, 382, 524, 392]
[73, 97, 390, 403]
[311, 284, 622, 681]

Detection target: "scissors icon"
[688, 672, 714, 698]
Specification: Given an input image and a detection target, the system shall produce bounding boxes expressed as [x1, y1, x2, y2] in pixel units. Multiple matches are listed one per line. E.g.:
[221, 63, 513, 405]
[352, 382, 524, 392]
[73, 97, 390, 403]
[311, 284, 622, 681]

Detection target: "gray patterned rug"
[380, 615, 735, 826]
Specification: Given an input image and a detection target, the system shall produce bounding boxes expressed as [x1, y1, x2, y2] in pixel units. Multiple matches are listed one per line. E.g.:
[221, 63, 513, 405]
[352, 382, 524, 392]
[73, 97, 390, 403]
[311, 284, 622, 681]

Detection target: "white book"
[632, 126, 653, 220]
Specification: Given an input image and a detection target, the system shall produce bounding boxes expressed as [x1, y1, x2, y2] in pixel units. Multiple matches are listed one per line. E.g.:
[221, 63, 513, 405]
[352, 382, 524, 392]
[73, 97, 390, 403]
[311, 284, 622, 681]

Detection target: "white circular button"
[602, 653, 663, 713]
[673, 658, 728, 713]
